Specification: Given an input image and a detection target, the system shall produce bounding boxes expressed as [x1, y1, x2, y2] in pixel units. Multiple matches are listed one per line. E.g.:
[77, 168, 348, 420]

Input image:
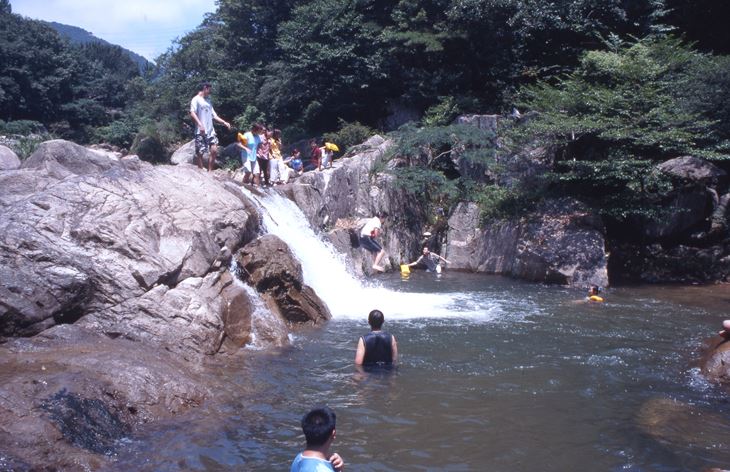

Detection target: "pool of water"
[113, 272, 730, 471]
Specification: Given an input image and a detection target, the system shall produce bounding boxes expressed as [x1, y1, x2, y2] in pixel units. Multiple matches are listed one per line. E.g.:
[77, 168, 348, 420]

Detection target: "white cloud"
[11, 0, 217, 60]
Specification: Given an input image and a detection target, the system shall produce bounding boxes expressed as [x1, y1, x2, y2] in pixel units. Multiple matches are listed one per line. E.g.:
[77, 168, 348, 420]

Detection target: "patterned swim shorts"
[194, 133, 219, 155]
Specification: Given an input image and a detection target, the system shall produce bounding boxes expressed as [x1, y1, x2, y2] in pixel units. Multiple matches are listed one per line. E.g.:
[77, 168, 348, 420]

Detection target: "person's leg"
[269, 159, 279, 183]
[253, 160, 261, 186]
[208, 144, 218, 171]
[373, 249, 386, 271]
[194, 134, 205, 169]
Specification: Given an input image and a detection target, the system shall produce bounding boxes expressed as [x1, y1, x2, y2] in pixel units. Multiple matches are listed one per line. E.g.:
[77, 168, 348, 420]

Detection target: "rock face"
[0, 139, 261, 356]
[236, 234, 331, 324]
[445, 199, 608, 287]
[0, 144, 21, 170]
[609, 155, 730, 284]
[285, 136, 429, 275]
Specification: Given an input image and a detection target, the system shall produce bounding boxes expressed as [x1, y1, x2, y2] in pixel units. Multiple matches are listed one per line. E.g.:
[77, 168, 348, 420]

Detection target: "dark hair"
[273, 129, 282, 140]
[199, 81, 211, 91]
[368, 309, 384, 329]
[301, 407, 336, 447]
[252, 123, 263, 133]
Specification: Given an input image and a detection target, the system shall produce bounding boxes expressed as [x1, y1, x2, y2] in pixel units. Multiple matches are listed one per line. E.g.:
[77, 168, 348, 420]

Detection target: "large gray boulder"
[0, 144, 20, 170]
[445, 199, 608, 287]
[0, 139, 261, 356]
[170, 139, 197, 165]
[22, 139, 116, 176]
[657, 156, 727, 186]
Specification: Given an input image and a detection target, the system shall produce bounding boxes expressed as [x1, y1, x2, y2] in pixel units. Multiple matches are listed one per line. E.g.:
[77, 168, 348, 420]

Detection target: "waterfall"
[240, 188, 502, 322]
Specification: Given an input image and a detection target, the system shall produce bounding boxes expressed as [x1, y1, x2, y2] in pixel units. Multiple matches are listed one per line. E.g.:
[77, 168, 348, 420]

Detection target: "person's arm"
[354, 337, 365, 365]
[190, 109, 205, 134]
[437, 254, 450, 264]
[212, 112, 231, 129]
[329, 452, 344, 472]
[391, 335, 398, 364]
[408, 256, 423, 267]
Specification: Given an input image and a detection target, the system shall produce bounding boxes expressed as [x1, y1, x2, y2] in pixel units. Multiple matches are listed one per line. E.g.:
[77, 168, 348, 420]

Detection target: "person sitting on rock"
[359, 215, 386, 272]
[355, 309, 398, 366]
[407, 246, 450, 273]
[718, 319, 730, 340]
[284, 149, 304, 177]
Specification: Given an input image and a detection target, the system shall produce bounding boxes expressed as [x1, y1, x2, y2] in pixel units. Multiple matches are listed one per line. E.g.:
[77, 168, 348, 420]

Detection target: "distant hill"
[46, 21, 152, 73]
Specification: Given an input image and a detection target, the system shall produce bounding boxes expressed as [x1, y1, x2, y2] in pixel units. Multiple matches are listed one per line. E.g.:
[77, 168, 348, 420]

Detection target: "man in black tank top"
[355, 310, 398, 365]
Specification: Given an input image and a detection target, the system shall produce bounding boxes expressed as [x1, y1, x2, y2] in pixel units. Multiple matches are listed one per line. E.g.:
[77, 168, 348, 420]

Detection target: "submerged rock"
[637, 397, 730, 462]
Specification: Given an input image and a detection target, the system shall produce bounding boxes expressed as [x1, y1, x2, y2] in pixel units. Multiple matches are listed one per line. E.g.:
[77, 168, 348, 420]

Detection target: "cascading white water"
[240, 188, 502, 321]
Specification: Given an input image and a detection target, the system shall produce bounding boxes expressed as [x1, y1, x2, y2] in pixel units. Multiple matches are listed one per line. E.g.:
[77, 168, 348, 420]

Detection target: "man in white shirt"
[190, 82, 230, 171]
[359, 215, 386, 272]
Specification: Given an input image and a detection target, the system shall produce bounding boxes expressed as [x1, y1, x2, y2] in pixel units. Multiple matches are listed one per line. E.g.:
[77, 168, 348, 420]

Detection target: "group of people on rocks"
[292, 309, 397, 472]
[189, 82, 334, 184]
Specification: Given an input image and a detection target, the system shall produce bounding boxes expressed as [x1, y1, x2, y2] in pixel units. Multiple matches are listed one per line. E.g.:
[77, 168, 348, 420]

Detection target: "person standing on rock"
[241, 123, 263, 186]
[359, 215, 386, 272]
[190, 82, 231, 171]
[355, 309, 398, 366]
[407, 246, 450, 273]
[290, 406, 345, 472]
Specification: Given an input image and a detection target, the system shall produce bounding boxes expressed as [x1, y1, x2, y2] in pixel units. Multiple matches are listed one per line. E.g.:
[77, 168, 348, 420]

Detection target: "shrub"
[0, 120, 46, 135]
[323, 119, 375, 156]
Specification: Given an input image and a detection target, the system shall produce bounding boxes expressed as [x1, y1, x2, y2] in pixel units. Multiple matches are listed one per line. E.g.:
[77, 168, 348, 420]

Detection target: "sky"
[11, 0, 217, 61]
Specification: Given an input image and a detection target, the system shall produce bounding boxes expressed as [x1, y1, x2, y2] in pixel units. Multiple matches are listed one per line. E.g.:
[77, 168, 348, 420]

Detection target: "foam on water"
[241, 188, 500, 321]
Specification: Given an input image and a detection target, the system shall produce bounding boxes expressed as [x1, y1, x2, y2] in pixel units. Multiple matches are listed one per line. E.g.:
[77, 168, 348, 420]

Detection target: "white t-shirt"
[190, 95, 217, 137]
[360, 217, 381, 237]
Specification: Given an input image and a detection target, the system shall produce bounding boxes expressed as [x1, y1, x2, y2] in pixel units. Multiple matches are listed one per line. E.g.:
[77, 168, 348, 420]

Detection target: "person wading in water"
[354, 310, 398, 366]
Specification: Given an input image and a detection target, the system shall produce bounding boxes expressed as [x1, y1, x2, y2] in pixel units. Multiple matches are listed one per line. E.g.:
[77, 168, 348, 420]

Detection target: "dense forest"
[2, 0, 730, 219]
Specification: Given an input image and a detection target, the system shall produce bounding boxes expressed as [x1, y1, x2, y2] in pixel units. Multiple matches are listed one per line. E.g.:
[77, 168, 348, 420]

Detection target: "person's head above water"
[588, 285, 600, 296]
[301, 406, 336, 448]
[368, 309, 385, 330]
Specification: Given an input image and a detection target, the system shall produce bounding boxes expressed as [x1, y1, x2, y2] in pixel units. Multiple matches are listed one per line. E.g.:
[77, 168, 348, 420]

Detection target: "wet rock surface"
[0, 325, 211, 469]
[236, 234, 331, 324]
[701, 336, 730, 387]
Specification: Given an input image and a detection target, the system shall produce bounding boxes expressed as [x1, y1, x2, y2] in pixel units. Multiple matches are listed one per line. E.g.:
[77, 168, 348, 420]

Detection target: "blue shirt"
[290, 453, 335, 472]
[242, 131, 261, 162]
